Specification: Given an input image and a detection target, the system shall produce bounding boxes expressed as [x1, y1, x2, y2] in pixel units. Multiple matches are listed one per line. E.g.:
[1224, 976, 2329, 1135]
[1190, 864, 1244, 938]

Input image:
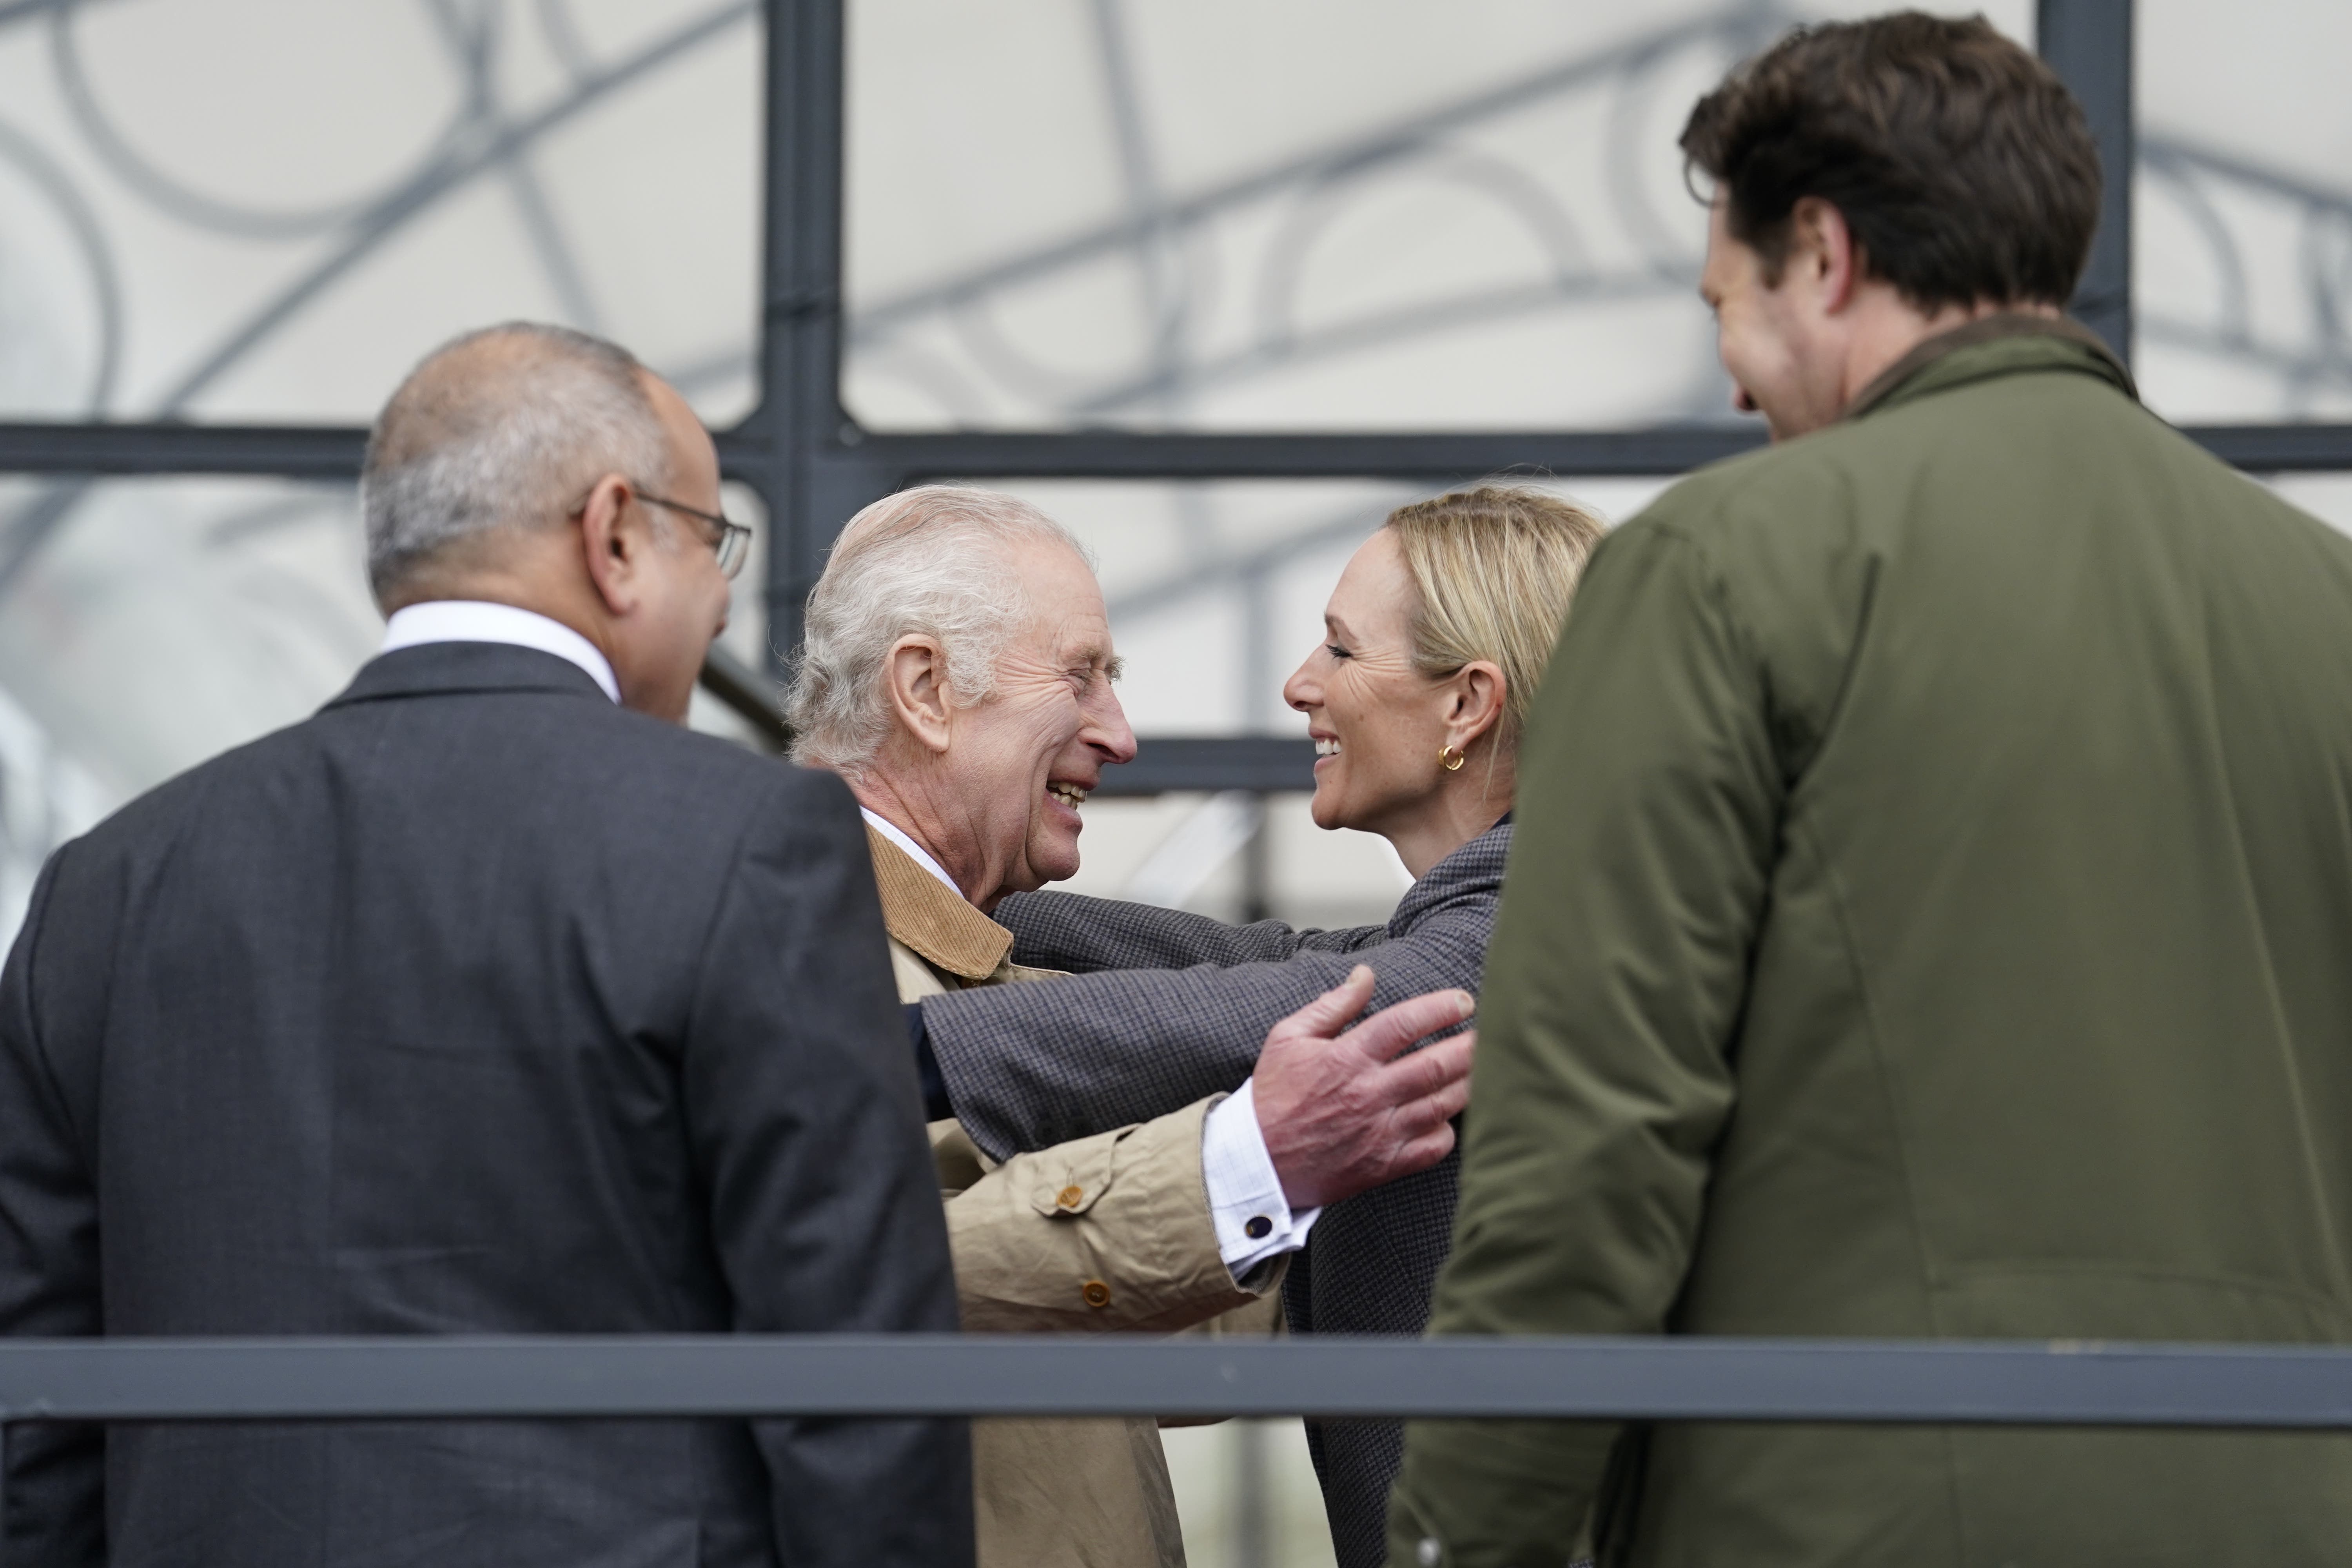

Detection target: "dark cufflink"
[1244, 1214, 1273, 1240]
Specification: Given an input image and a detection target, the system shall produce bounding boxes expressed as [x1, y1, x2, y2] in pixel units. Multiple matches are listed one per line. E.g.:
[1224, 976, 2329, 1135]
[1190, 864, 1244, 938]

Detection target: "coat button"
[1056, 1185, 1085, 1210]
[1416, 1537, 1441, 1567]
[1082, 1280, 1112, 1308]
[1244, 1214, 1272, 1240]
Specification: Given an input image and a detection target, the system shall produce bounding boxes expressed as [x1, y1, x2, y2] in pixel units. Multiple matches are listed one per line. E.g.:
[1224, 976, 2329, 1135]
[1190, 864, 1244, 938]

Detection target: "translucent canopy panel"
[0, 0, 761, 425]
[0, 474, 774, 947]
[844, 0, 2029, 433]
[2134, 0, 2352, 424]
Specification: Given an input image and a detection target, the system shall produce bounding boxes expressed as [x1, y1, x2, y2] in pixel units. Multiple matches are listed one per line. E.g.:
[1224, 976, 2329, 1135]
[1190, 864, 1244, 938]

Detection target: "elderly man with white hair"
[788, 485, 1475, 1568]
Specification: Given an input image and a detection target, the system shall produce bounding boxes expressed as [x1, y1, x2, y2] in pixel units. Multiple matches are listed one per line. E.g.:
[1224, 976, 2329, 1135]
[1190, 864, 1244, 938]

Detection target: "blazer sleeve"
[995, 891, 1388, 972]
[924, 897, 1493, 1163]
[1386, 523, 1780, 1568]
[682, 772, 973, 1568]
[0, 850, 105, 1567]
[942, 1095, 1285, 1335]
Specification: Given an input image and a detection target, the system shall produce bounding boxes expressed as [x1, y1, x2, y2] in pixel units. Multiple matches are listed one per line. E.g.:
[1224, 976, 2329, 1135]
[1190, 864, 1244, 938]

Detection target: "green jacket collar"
[1844, 312, 2137, 423]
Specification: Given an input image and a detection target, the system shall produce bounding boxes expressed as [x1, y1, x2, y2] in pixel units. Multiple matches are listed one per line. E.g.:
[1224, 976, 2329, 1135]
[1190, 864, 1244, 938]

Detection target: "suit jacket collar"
[865, 824, 1014, 982]
[1844, 311, 2136, 424]
[322, 641, 613, 711]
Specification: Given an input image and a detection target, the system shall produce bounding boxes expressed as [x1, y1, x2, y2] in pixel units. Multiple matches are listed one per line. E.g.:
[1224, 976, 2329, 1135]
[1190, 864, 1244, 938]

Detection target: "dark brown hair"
[1679, 12, 2100, 310]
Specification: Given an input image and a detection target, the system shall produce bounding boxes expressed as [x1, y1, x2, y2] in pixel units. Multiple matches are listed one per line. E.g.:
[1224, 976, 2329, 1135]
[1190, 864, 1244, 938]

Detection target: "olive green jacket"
[1388, 319, 2352, 1567]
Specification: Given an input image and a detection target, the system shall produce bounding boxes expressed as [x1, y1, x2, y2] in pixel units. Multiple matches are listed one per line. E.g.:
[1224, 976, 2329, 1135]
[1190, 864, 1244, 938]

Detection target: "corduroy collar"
[864, 824, 1013, 982]
[1844, 311, 2136, 423]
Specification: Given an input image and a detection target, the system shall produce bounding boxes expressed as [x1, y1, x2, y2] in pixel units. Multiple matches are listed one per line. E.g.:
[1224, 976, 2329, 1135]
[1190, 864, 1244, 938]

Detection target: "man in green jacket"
[1388, 13, 2352, 1566]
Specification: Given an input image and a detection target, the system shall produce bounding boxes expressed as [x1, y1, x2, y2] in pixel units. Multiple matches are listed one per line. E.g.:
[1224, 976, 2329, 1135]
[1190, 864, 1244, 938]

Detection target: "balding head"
[362, 323, 671, 606]
[360, 323, 732, 725]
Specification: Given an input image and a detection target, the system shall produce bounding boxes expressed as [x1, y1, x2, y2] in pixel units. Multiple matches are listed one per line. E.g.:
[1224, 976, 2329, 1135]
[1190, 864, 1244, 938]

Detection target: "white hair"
[361, 321, 671, 601]
[788, 485, 1091, 778]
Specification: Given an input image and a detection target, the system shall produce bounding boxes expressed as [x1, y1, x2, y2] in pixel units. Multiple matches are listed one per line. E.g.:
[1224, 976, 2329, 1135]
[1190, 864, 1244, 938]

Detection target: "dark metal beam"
[0, 423, 1784, 482]
[19, 421, 2352, 485]
[2187, 424, 2352, 472]
[0, 424, 369, 479]
[750, 0, 896, 677]
[853, 428, 1766, 482]
[6, 1334, 2352, 1428]
[2038, 0, 2134, 364]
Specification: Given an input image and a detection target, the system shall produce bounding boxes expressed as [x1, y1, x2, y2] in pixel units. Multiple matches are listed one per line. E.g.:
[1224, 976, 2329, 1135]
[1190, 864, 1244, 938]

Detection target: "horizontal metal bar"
[8, 421, 2352, 481]
[1092, 736, 1318, 796]
[854, 428, 1764, 481]
[0, 424, 787, 485]
[0, 423, 370, 479]
[4, 1336, 2352, 1428]
[2184, 424, 2352, 471]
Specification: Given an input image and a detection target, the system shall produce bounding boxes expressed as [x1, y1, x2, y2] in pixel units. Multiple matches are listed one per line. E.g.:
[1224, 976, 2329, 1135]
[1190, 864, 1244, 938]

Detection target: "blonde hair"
[787, 485, 1089, 779]
[1383, 485, 1606, 751]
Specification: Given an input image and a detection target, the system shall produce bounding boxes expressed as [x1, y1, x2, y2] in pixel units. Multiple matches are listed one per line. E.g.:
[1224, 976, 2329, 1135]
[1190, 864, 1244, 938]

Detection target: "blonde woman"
[911, 485, 1604, 1568]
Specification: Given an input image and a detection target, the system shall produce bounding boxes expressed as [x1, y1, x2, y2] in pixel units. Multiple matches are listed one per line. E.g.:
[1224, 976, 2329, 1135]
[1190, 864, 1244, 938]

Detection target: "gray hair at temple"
[361, 322, 671, 604]
[788, 485, 1090, 779]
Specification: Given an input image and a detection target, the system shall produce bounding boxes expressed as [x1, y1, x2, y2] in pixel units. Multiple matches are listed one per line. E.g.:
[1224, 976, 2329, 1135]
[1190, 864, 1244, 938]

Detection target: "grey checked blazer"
[921, 820, 1508, 1568]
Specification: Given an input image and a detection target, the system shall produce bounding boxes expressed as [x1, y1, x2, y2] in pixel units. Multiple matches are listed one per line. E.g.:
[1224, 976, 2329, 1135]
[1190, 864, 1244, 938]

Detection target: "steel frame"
[0, 0, 2346, 761]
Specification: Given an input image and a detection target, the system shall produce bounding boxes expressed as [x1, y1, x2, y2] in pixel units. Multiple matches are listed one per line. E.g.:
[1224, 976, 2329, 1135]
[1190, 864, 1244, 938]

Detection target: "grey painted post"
[755, 0, 894, 680]
[2037, 0, 2134, 365]
[1232, 1421, 1272, 1568]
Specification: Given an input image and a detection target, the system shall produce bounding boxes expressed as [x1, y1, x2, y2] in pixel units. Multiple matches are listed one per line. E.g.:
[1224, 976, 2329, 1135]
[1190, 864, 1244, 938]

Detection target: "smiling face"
[1282, 530, 1461, 838]
[1699, 196, 1847, 441]
[938, 536, 1135, 906]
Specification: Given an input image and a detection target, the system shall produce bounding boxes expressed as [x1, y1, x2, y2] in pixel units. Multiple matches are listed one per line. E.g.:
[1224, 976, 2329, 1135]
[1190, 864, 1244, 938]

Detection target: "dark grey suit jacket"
[0, 643, 970, 1568]
[920, 822, 1506, 1568]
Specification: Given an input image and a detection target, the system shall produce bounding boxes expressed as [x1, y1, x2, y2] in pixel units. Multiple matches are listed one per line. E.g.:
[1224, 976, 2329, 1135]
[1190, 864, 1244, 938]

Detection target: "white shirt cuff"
[1200, 1078, 1320, 1281]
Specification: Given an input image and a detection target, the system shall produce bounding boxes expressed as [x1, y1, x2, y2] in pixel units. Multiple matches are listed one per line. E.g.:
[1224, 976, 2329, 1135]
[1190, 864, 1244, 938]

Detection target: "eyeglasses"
[637, 491, 754, 579]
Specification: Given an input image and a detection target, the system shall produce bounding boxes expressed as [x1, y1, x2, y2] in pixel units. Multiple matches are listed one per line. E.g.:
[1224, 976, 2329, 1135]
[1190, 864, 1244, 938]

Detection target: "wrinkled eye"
[1327, 643, 1351, 661]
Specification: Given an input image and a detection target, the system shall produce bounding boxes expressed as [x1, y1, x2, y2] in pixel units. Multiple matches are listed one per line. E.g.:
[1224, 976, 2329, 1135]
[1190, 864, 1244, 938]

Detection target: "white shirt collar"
[858, 807, 961, 896]
[379, 601, 620, 704]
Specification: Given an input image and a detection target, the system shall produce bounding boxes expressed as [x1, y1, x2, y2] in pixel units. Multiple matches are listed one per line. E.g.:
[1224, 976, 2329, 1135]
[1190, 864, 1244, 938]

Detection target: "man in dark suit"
[0, 323, 970, 1567]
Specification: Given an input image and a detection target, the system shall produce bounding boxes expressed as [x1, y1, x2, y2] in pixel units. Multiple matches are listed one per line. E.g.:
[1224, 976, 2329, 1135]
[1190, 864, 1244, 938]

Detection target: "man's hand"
[1253, 965, 1475, 1210]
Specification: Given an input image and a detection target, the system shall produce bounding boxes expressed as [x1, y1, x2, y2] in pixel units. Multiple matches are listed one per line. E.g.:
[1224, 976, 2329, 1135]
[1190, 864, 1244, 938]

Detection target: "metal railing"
[5, 1334, 2350, 1428]
[8, 1332, 2345, 1562]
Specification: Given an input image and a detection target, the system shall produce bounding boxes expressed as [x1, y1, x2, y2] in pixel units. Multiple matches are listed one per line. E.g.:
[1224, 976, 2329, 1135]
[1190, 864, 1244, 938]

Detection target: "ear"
[884, 635, 955, 755]
[577, 472, 652, 616]
[1791, 195, 1862, 314]
[1443, 661, 1508, 751]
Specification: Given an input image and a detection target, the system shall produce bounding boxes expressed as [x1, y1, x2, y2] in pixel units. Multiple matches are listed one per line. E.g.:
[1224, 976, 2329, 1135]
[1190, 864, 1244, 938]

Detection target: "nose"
[1085, 681, 1138, 765]
[1283, 648, 1320, 714]
[1733, 384, 1759, 414]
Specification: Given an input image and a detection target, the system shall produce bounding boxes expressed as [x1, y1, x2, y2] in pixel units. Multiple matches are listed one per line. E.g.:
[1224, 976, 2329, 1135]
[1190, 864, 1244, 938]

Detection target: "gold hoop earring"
[1439, 744, 1465, 772]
